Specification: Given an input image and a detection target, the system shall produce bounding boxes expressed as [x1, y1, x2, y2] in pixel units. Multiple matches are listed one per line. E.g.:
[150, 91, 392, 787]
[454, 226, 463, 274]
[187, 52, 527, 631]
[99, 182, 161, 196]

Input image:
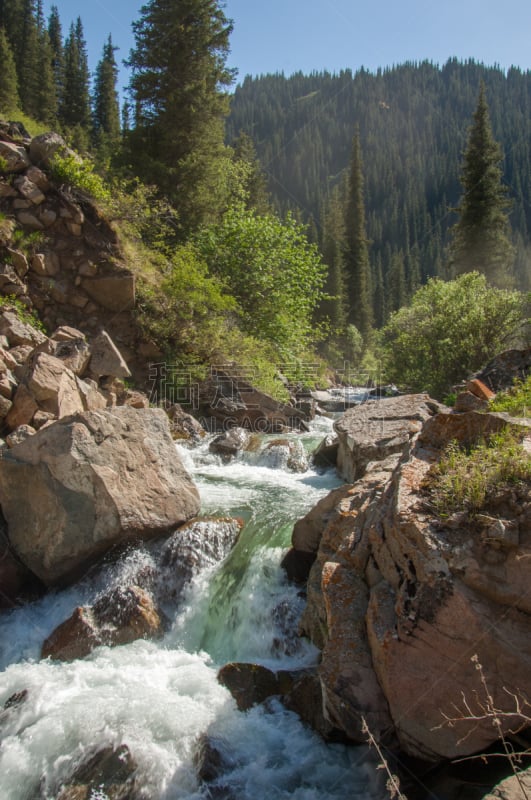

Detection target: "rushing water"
[0, 418, 385, 800]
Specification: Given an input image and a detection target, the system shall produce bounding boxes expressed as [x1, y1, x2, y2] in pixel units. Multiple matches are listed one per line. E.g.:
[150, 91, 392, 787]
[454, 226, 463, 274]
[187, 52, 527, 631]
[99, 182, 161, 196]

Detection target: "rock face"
[295, 398, 531, 762]
[0, 407, 200, 585]
[50, 743, 139, 800]
[334, 394, 444, 482]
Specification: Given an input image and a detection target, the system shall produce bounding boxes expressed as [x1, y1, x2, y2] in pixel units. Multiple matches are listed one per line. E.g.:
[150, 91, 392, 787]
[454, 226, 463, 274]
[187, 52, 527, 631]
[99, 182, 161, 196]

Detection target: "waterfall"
[0, 419, 385, 799]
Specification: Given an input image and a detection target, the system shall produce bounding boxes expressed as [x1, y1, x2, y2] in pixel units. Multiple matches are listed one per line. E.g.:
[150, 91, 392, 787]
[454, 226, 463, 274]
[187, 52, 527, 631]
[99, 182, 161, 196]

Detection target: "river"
[0, 418, 386, 799]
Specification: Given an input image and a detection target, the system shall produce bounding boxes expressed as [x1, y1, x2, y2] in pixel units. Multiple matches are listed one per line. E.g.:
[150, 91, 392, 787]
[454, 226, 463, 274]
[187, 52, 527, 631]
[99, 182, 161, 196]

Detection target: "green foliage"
[489, 375, 531, 417]
[426, 429, 531, 515]
[49, 152, 110, 201]
[134, 242, 236, 360]
[382, 272, 526, 399]
[195, 203, 327, 358]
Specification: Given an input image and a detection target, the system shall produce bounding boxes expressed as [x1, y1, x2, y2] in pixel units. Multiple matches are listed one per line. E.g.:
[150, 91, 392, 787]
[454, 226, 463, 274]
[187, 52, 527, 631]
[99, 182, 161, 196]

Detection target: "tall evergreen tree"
[126, 0, 235, 234]
[16, 0, 40, 117]
[0, 26, 20, 113]
[34, 26, 57, 124]
[47, 5, 64, 102]
[448, 82, 515, 287]
[319, 188, 347, 332]
[344, 131, 373, 338]
[92, 34, 121, 145]
[60, 18, 91, 134]
[231, 131, 270, 214]
[0, 0, 22, 52]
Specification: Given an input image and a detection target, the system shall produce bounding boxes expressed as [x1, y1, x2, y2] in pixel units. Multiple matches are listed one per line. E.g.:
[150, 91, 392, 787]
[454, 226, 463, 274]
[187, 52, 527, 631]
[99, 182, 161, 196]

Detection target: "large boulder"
[334, 394, 444, 482]
[296, 399, 531, 762]
[0, 407, 200, 585]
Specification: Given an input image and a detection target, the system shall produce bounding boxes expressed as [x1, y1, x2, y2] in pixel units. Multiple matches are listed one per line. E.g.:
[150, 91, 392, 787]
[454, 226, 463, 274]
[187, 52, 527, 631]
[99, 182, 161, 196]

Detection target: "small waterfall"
[0, 420, 386, 800]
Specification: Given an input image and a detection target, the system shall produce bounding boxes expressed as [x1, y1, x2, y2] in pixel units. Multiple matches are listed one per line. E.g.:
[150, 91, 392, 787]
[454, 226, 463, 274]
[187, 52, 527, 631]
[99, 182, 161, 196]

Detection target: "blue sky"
[45, 0, 531, 97]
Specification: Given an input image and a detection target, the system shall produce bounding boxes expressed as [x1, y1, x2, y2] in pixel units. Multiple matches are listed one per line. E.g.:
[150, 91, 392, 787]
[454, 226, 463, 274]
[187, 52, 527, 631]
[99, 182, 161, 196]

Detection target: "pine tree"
[16, 0, 40, 117]
[448, 82, 515, 287]
[0, 0, 22, 51]
[47, 5, 64, 103]
[0, 26, 20, 113]
[344, 131, 373, 338]
[231, 131, 270, 214]
[126, 0, 235, 234]
[319, 188, 347, 332]
[34, 26, 57, 124]
[60, 19, 91, 134]
[92, 34, 121, 146]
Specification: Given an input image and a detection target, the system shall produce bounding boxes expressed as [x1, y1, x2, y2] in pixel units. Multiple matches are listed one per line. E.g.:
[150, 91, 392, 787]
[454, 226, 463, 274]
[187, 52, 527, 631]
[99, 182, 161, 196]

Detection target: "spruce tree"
[47, 5, 63, 103]
[92, 34, 121, 146]
[16, 0, 40, 118]
[126, 0, 235, 234]
[319, 188, 347, 332]
[0, 26, 20, 113]
[344, 131, 373, 338]
[448, 82, 515, 287]
[60, 19, 91, 135]
[35, 27, 57, 124]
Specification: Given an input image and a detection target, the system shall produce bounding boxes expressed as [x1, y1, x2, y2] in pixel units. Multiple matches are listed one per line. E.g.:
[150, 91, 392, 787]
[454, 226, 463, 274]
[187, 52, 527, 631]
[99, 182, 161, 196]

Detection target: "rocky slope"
[290, 387, 531, 763]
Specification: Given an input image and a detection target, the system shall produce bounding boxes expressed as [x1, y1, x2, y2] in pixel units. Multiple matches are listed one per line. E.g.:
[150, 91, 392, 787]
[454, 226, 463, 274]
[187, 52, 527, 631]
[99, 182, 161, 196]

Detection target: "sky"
[44, 0, 531, 98]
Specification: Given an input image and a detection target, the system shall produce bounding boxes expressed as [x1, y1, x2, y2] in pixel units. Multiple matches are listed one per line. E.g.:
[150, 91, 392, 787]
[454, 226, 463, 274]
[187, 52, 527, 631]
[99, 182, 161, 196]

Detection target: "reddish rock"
[466, 378, 496, 401]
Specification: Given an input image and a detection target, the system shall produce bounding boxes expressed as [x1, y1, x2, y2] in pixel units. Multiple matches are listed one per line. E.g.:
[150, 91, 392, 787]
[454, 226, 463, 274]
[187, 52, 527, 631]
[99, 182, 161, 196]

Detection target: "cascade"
[0, 419, 385, 799]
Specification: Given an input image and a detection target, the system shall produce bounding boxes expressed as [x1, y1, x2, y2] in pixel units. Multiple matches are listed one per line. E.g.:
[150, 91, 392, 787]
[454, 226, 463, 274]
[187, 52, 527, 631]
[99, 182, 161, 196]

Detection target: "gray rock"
[88, 330, 131, 380]
[0, 141, 30, 173]
[0, 407, 200, 585]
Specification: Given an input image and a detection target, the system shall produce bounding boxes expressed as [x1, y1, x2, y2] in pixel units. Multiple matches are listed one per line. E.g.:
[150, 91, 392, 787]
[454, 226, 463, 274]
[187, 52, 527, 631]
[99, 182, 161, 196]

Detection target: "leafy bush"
[381, 273, 526, 399]
[195, 203, 327, 358]
[489, 375, 531, 417]
[49, 153, 110, 201]
[426, 429, 531, 515]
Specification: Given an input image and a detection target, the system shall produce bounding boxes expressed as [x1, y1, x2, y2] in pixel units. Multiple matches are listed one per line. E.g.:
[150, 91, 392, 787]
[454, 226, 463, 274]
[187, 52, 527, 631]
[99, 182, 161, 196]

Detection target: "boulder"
[0, 310, 46, 346]
[297, 399, 531, 762]
[0, 407, 200, 585]
[483, 770, 531, 799]
[87, 330, 131, 380]
[217, 662, 294, 711]
[210, 427, 251, 460]
[260, 438, 309, 472]
[0, 520, 42, 609]
[51, 743, 138, 800]
[6, 424, 36, 447]
[166, 403, 206, 441]
[474, 348, 531, 393]
[312, 434, 339, 468]
[198, 370, 309, 433]
[25, 352, 85, 418]
[42, 585, 164, 661]
[81, 274, 136, 313]
[334, 394, 443, 482]
[156, 517, 242, 604]
[28, 131, 67, 166]
[0, 141, 30, 172]
[5, 384, 38, 428]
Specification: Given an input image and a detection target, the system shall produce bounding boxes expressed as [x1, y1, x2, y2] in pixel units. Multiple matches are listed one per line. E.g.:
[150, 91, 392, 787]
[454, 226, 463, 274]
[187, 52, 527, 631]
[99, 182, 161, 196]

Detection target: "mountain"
[227, 59, 531, 296]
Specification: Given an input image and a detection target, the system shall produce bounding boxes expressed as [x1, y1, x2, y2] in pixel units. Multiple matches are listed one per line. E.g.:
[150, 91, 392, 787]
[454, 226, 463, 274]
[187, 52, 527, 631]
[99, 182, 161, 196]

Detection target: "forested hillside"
[227, 61, 531, 305]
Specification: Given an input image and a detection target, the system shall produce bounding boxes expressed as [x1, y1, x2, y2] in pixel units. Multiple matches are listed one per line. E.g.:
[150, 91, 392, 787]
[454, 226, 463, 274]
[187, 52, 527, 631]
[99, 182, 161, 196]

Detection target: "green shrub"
[49, 153, 110, 201]
[426, 428, 531, 515]
[489, 375, 530, 417]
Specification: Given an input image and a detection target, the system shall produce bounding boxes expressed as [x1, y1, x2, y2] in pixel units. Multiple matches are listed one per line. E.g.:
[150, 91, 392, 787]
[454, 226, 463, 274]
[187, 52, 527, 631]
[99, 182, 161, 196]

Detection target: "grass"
[0, 295, 46, 334]
[426, 428, 531, 515]
[490, 375, 530, 418]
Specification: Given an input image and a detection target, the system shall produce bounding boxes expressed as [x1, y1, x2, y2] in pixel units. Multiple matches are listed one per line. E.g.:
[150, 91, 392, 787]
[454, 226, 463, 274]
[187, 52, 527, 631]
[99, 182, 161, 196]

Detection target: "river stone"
[52, 743, 138, 800]
[209, 427, 250, 460]
[157, 517, 243, 603]
[42, 585, 164, 660]
[0, 407, 200, 585]
[217, 663, 294, 710]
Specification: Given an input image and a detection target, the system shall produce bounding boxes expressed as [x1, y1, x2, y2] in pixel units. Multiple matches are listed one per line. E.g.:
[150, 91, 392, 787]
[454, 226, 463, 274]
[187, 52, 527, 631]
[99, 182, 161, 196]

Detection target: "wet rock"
[0, 407, 201, 585]
[157, 517, 242, 604]
[260, 438, 309, 472]
[312, 434, 339, 468]
[217, 663, 294, 711]
[166, 403, 206, 441]
[51, 743, 138, 800]
[281, 670, 346, 742]
[42, 585, 164, 661]
[280, 548, 316, 584]
[0, 521, 42, 610]
[210, 427, 251, 460]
